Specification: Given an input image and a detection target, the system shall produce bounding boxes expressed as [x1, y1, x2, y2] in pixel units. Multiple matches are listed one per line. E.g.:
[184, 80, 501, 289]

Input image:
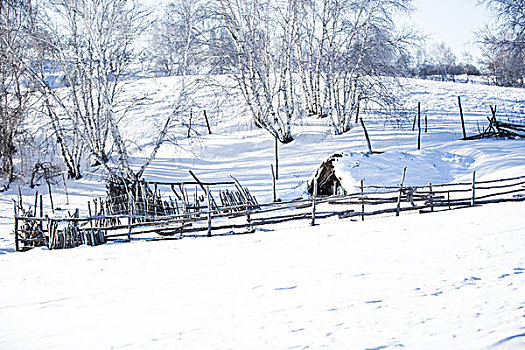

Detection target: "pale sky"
[408, 0, 491, 61]
[143, 0, 492, 62]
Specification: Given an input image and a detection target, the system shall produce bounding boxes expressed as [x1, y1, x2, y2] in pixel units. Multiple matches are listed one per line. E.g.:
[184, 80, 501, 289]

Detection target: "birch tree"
[25, 0, 175, 181]
[429, 42, 457, 81]
[150, 0, 211, 77]
[0, 0, 35, 181]
[217, 0, 300, 143]
[38, 0, 143, 179]
[296, 0, 413, 134]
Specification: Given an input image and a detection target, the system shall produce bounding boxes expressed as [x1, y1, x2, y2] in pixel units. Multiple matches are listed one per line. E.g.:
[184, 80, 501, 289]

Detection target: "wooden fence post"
[417, 102, 421, 150]
[189, 170, 218, 209]
[412, 106, 417, 131]
[271, 164, 277, 202]
[39, 194, 43, 234]
[458, 96, 467, 139]
[311, 175, 318, 226]
[47, 217, 54, 249]
[429, 183, 434, 212]
[207, 185, 212, 237]
[17, 185, 22, 209]
[360, 179, 365, 221]
[13, 200, 19, 252]
[73, 208, 82, 247]
[360, 118, 373, 154]
[489, 105, 501, 134]
[203, 110, 212, 134]
[275, 136, 279, 180]
[246, 212, 252, 231]
[396, 167, 407, 216]
[490, 105, 497, 119]
[127, 197, 132, 242]
[471, 171, 476, 206]
[47, 180, 54, 214]
[187, 109, 193, 138]
[33, 190, 38, 216]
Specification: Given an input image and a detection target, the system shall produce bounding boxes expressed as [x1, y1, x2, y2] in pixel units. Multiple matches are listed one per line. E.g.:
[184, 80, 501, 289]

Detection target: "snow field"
[0, 201, 523, 349]
[0, 77, 525, 349]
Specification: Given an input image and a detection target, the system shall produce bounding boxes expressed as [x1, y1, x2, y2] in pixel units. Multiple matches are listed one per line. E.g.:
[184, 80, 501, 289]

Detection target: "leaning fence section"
[13, 173, 525, 252]
[13, 175, 258, 251]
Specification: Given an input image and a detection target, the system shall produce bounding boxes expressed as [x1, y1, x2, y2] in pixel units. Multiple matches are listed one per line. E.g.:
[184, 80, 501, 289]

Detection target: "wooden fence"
[13, 173, 525, 252]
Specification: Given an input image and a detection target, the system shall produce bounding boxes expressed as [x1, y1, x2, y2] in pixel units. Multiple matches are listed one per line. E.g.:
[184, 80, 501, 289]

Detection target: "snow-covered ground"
[0, 77, 524, 349]
[1, 201, 524, 350]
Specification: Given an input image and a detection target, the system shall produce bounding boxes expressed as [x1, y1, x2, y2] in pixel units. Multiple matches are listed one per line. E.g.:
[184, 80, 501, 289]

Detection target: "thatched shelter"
[307, 153, 345, 196]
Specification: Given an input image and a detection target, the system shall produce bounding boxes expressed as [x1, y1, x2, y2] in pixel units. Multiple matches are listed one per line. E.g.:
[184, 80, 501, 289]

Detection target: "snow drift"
[309, 150, 473, 195]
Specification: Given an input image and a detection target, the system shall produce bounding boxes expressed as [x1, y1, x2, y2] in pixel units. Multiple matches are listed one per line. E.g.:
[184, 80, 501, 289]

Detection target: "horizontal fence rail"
[13, 173, 525, 252]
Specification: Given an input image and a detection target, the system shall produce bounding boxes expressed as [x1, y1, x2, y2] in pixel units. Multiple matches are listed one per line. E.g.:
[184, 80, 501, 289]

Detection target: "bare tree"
[216, 0, 300, 143]
[429, 41, 457, 81]
[17, 0, 178, 182]
[41, 0, 146, 179]
[479, 0, 525, 87]
[296, 0, 413, 134]
[150, 0, 212, 77]
[0, 0, 35, 182]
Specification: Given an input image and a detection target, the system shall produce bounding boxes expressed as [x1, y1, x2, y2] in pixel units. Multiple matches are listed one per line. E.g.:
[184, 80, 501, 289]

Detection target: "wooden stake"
[490, 105, 497, 119]
[17, 186, 22, 210]
[271, 164, 277, 202]
[274, 136, 279, 180]
[429, 183, 434, 212]
[458, 96, 467, 139]
[187, 109, 192, 138]
[425, 114, 428, 133]
[203, 110, 212, 134]
[246, 212, 251, 230]
[170, 184, 182, 201]
[471, 171, 476, 206]
[88, 202, 94, 237]
[13, 200, 19, 252]
[33, 190, 38, 216]
[396, 167, 407, 216]
[360, 118, 373, 154]
[417, 102, 421, 150]
[355, 102, 360, 124]
[207, 185, 212, 237]
[47, 180, 55, 213]
[189, 170, 217, 208]
[311, 174, 318, 226]
[489, 105, 500, 134]
[62, 173, 69, 205]
[127, 197, 132, 242]
[360, 179, 365, 221]
[90, 228, 95, 246]
[177, 184, 187, 212]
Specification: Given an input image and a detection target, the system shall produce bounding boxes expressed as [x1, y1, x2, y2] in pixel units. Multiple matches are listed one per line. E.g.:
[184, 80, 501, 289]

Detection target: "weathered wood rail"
[13, 173, 525, 251]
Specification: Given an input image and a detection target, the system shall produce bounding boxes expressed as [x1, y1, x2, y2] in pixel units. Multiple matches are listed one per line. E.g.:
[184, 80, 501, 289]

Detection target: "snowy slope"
[0, 201, 523, 349]
[0, 77, 525, 349]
